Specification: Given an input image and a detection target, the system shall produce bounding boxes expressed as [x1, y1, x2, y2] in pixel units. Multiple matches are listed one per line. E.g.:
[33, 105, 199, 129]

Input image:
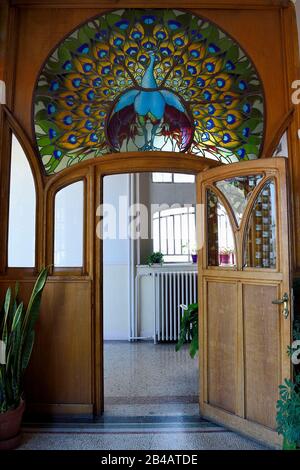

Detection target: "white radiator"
[155, 271, 198, 342]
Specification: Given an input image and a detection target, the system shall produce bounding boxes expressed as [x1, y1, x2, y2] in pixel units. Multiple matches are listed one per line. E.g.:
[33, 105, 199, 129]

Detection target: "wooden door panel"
[207, 280, 237, 414]
[243, 283, 280, 429]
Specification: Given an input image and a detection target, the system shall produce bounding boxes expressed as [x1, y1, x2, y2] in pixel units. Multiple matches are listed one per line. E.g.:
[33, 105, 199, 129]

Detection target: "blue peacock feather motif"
[34, 9, 265, 174]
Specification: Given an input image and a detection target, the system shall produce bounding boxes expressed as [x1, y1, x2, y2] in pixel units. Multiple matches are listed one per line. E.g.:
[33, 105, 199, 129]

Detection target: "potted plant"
[191, 254, 198, 264]
[0, 267, 48, 450]
[219, 247, 234, 265]
[147, 251, 164, 267]
[276, 375, 300, 449]
[176, 303, 198, 358]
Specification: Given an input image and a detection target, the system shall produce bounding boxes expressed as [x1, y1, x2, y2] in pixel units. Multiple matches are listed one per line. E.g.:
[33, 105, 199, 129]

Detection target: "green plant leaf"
[21, 330, 35, 371]
[0, 268, 48, 412]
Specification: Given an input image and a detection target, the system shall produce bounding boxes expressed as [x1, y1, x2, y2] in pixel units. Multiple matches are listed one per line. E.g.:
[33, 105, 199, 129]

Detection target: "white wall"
[103, 174, 130, 340]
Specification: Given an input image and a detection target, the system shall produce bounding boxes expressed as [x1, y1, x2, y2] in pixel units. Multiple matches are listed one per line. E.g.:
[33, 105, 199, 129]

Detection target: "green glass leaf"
[39, 145, 55, 156]
[78, 28, 90, 47]
[82, 23, 97, 40]
[37, 136, 51, 146]
[58, 45, 72, 63]
[106, 13, 123, 28]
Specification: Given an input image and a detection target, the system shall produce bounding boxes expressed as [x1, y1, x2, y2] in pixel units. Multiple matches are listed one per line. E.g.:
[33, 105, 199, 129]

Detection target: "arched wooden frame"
[0, 0, 299, 418]
[0, 105, 44, 276]
[46, 174, 89, 277]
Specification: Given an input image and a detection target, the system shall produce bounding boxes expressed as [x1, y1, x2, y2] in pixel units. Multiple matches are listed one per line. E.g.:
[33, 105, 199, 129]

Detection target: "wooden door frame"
[43, 152, 220, 415]
[93, 155, 220, 415]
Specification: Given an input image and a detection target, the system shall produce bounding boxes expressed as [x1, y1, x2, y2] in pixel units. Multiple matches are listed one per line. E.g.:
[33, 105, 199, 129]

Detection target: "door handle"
[272, 292, 289, 319]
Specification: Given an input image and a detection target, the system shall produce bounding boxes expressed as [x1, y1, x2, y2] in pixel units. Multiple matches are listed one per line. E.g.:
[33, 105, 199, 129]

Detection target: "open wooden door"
[197, 157, 292, 447]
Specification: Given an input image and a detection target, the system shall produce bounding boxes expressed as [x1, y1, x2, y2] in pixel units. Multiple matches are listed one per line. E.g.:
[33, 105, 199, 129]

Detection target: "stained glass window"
[34, 9, 265, 175]
[207, 189, 236, 267]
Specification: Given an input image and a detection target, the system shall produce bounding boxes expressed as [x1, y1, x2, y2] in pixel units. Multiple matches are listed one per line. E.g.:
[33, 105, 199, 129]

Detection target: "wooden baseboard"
[200, 402, 282, 449]
[25, 402, 94, 418]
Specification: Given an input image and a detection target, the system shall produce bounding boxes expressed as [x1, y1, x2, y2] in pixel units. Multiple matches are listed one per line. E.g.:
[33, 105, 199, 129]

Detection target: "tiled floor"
[104, 341, 199, 416]
[19, 430, 268, 450]
[20, 342, 268, 450]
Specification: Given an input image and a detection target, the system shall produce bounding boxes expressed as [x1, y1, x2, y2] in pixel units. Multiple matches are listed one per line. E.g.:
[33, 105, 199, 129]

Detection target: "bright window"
[152, 173, 195, 184]
[8, 134, 36, 267]
[54, 181, 84, 267]
[153, 206, 196, 263]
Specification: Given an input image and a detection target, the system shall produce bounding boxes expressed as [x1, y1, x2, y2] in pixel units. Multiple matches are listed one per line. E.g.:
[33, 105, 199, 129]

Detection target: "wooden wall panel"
[207, 281, 237, 414]
[25, 280, 93, 408]
[0, 279, 93, 413]
[243, 283, 280, 429]
[199, 8, 287, 158]
[0, 279, 35, 305]
[13, 7, 103, 137]
[0, 1, 9, 81]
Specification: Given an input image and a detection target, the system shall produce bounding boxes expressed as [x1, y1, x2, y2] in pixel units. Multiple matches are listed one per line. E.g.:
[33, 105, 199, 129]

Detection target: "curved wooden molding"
[262, 107, 295, 159]
[2, 104, 45, 269]
[45, 151, 221, 191]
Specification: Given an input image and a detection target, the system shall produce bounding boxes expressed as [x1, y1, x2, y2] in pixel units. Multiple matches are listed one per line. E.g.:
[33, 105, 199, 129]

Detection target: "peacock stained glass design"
[34, 9, 265, 174]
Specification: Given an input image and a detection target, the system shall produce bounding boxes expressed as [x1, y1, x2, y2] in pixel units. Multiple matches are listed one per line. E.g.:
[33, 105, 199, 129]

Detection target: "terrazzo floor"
[20, 342, 268, 450]
[104, 341, 199, 416]
[19, 430, 268, 450]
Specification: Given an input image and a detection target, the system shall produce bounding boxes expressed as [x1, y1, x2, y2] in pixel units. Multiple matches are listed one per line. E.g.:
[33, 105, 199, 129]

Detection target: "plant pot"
[191, 254, 198, 264]
[0, 399, 25, 450]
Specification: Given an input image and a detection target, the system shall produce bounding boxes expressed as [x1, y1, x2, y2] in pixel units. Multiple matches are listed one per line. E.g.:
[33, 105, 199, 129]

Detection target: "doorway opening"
[95, 157, 291, 449]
